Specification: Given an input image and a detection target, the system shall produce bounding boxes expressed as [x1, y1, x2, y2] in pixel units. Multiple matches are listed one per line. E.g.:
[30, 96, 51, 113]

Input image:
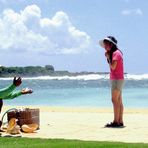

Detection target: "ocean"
[1, 74, 148, 108]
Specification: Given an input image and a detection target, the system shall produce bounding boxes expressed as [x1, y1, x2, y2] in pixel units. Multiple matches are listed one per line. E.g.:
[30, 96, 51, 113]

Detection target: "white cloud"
[0, 5, 91, 55]
[0, 0, 24, 4]
[121, 8, 143, 16]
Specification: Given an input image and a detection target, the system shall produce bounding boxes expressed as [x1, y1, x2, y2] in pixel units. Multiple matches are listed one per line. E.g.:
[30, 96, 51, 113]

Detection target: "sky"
[0, 0, 148, 74]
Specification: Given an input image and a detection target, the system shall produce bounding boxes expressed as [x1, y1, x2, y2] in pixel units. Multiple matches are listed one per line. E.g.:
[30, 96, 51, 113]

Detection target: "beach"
[1, 106, 148, 143]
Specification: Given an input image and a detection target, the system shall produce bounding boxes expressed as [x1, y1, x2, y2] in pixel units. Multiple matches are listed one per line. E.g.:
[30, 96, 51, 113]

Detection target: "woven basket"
[7, 108, 40, 128]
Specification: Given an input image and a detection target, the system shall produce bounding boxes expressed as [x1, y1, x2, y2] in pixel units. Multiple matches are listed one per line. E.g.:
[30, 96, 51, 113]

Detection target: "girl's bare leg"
[112, 89, 121, 123]
[118, 93, 124, 124]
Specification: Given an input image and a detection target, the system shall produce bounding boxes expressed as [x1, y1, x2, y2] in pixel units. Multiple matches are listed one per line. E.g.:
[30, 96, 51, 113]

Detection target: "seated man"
[0, 77, 33, 129]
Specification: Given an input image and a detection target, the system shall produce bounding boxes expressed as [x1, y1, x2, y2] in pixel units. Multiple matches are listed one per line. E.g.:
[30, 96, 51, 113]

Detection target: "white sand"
[1, 106, 148, 143]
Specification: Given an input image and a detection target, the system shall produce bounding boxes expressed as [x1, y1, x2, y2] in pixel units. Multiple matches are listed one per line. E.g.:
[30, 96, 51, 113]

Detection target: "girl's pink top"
[110, 50, 124, 80]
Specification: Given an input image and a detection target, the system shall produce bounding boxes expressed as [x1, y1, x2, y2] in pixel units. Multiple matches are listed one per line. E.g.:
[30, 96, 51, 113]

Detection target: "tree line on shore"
[0, 65, 110, 77]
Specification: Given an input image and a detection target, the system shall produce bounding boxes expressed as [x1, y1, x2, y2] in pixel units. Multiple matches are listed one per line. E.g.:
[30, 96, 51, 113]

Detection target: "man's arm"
[2, 88, 33, 100]
[0, 84, 16, 99]
[0, 77, 22, 99]
[2, 91, 22, 100]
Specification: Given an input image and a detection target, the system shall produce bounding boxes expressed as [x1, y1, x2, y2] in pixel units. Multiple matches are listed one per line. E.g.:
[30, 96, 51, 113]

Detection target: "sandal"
[105, 122, 120, 128]
[119, 123, 124, 126]
[119, 123, 125, 128]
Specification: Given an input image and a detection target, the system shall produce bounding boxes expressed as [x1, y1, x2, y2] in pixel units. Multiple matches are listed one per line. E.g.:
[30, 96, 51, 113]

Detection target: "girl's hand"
[105, 51, 110, 59]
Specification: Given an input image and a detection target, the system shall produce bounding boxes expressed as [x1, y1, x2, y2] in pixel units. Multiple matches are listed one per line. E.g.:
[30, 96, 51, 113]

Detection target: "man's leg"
[0, 99, 3, 128]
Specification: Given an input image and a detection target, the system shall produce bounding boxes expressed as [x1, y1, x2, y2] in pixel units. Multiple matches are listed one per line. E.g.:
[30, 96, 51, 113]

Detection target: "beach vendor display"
[0, 77, 33, 130]
[99, 36, 125, 128]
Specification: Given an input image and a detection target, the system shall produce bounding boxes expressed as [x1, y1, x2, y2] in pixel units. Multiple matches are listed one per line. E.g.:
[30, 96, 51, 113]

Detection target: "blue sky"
[0, 0, 147, 74]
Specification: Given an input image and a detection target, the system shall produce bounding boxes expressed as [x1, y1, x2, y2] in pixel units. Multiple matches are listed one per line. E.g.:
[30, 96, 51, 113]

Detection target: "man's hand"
[13, 77, 22, 87]
[21, 88, 33, 95]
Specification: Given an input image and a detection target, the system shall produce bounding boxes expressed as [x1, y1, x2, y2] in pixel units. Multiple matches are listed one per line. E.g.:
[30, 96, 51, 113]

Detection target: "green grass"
[0, 138, 147, 148]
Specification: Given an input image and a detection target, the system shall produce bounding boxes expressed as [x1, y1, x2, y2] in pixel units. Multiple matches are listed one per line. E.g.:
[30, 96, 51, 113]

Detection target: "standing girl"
[99, 36, 124, 127]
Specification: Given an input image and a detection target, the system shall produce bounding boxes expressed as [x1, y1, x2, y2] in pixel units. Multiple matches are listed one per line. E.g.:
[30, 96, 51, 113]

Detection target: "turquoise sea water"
[1, 75, 148, 108]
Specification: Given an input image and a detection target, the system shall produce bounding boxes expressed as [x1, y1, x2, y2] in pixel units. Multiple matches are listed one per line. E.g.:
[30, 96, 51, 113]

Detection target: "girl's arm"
[106, 52, 117, 70]
[109, 60, 117, 70]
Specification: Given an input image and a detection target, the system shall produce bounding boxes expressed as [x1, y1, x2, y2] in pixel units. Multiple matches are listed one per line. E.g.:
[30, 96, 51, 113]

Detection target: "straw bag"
[7, 108, 40, 129]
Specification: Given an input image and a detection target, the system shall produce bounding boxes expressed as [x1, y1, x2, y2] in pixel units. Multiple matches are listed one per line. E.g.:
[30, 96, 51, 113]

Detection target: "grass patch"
[0, 138, 147, 148]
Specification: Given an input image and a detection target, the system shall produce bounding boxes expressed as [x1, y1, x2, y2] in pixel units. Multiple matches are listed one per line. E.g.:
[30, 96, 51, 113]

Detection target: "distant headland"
[0, 65, 110, 77]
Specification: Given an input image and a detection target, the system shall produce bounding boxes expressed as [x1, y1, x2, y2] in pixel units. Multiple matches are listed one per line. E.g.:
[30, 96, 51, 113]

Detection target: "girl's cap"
[99, 36, 117, 48]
